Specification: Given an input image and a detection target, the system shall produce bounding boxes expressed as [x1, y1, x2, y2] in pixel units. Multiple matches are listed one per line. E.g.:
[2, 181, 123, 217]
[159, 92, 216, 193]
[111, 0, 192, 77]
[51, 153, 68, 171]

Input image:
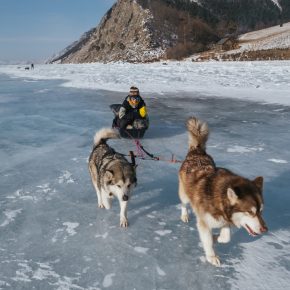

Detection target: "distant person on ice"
[113, 86, 147, 130]
[31, 63, 34, 70]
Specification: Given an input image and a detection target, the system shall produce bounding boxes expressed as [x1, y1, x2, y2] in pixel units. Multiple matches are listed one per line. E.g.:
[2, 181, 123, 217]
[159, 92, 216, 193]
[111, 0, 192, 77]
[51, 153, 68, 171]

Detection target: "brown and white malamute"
[88, 128, 137, 227]
[178, 117, 268, 266]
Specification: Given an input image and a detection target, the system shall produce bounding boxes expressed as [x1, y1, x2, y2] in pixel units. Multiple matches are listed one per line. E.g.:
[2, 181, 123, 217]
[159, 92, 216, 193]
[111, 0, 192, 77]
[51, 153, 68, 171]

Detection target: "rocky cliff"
[51, 0, 167, 63]
[50, 0, 290, 63]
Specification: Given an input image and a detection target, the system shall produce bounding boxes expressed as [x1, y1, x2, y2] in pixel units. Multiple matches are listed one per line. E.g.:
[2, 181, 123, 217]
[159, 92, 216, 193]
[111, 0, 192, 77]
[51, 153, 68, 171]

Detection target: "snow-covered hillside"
[193, 22, 290, 61]
[237, 22, 290, 52]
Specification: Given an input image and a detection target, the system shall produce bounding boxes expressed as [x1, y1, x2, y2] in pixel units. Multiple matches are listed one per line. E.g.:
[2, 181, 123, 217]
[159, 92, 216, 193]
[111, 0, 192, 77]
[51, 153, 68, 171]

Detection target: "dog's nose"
[122, 195, 129, 201]
[260, 225, 268, 233]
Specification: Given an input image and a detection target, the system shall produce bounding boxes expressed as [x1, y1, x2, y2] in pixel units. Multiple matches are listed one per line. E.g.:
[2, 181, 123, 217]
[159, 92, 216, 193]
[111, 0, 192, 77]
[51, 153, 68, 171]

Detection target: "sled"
[110, 104, 149, 139]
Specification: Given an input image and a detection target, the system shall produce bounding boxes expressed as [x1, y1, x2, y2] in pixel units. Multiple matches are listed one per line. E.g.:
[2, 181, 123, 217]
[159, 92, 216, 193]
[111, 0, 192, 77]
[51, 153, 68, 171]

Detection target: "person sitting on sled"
[116, 86, 147, 130]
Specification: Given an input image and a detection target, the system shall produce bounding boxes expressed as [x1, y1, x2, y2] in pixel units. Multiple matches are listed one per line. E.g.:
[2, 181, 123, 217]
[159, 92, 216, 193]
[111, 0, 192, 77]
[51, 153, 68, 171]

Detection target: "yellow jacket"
[139, 106, 147, 118]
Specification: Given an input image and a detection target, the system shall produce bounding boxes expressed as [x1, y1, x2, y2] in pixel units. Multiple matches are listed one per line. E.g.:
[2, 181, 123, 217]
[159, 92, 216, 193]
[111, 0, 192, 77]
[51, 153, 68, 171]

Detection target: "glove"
[119, 107, 126, 119]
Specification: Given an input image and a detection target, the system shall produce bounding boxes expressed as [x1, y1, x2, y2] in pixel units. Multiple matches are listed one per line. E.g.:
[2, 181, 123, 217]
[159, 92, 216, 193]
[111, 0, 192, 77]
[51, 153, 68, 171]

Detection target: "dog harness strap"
[129, 151, 136, 167]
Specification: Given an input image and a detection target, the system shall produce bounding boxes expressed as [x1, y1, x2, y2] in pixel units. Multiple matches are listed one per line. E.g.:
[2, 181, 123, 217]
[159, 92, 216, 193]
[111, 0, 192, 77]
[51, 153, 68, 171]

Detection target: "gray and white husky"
[88, 128, 137, 227]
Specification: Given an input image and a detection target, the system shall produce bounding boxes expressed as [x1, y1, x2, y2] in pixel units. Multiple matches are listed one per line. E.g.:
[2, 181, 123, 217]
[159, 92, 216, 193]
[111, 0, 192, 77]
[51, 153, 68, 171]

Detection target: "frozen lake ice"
[0, 64, 290, 289]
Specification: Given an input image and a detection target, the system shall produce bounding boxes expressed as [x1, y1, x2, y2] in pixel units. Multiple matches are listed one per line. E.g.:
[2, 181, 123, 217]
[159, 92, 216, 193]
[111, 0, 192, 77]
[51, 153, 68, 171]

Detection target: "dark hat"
[130, 86, 139, 94]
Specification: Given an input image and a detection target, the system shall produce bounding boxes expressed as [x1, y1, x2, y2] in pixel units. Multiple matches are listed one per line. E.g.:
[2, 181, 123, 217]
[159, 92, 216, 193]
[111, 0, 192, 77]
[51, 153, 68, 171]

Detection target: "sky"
[0, 0, 116, 63]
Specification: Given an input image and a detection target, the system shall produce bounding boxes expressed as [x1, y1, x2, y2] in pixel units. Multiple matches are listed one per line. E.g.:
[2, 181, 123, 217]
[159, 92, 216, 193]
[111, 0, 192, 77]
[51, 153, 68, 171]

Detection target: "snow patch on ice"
[7, 184, 57, 203]
[35, 89, 50, 93]
[0, 280, 11, 288]
[102, 273, 115, 288]
[146, 214, 155, 219]
[156, 266, 166, 276]
[63, 222, 79, 236]
[268, 158, 288, 164]
[10, 260, 82, 288]
[12, 262, 32, 282]
[52, 222, 79, 243]
[134, 247, 149, 254]
[50, 276, 83, 290]
[35, 183, 57, 201]
[227, 145, 264, 153]
[23, 79, 37, 83]
[95, 232, 109, 239]
[58, 170, 75, 184]
[51, 229, 63, 243]
[6, 189, 35, 202]
[155, 230, 172, 236]
[36, 183, 51, 193]
[158, 222, 166, 226]
[0, 209, 22, 227]
[32, 263, 59, 280]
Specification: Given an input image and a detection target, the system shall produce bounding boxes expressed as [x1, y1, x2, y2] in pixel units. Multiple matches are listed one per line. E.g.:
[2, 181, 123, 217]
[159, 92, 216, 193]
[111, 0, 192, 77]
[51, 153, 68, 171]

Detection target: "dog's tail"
[186, 116, 209, 150]
[93, 128, 120, 146]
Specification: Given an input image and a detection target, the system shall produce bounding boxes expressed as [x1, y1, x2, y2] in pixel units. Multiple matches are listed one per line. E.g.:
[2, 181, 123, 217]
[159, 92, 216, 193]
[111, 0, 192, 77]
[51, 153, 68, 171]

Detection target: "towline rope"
[121, 129, 183, 164]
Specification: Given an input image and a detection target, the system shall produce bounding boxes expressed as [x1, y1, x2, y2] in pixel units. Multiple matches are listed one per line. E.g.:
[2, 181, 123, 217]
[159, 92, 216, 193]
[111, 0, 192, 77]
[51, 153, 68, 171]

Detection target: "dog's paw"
[181, 214, 190, 223]
[98, 203, 105, 208]
[120, 218, 128, 228]
[206, 255, 221, 267]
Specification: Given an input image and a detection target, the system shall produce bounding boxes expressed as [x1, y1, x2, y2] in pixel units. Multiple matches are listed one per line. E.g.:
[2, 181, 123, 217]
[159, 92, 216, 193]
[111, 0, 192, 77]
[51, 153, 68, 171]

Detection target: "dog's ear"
[105, 170, 113, 181]
[253, 176, 263, 191]
[227, 188, 239, 205]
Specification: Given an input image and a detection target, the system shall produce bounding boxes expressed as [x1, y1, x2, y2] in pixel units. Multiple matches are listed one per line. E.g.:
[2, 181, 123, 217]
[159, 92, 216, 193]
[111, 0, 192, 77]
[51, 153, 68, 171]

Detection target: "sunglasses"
[130, 96, 140, 103]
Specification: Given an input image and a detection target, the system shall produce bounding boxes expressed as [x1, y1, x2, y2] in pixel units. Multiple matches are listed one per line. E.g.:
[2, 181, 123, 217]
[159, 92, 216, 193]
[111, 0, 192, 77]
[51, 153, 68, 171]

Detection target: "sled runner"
[110, 104, 149, 139]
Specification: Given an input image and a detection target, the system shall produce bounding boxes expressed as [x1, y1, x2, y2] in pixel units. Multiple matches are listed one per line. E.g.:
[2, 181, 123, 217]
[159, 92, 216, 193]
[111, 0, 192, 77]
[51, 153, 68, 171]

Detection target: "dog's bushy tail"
[186, 116, 209, 150]
[93, 128, 120, 146]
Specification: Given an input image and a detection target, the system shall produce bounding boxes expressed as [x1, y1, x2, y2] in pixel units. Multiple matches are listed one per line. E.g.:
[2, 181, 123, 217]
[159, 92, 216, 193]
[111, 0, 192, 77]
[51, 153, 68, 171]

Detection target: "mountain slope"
[50, 0, 290, 63]
[49, 0, 218, 63]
